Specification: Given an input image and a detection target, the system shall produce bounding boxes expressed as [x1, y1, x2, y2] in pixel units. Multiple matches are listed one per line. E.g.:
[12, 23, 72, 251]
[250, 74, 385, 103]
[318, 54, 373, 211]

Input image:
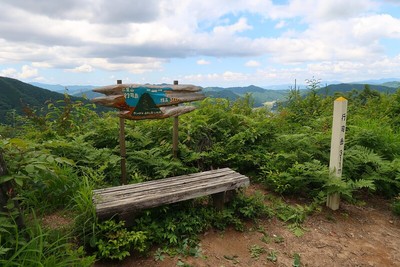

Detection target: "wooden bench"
[93, 168, 250, 219]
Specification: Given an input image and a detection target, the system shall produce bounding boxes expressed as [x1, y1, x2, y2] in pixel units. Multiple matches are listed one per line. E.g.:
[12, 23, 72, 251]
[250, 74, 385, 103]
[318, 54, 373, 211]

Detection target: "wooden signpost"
[92, 81, 205, 184]
[327, 97, 348, 210]
[92, 83, 204, 120]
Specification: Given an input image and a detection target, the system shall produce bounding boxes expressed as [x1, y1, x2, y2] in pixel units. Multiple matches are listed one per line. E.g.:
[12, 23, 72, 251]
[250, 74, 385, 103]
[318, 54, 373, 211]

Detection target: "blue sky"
[0, 0, 400, 87]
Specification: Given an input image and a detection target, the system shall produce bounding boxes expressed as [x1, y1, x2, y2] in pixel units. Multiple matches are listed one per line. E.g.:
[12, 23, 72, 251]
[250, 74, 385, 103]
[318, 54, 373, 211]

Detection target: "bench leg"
[212, 192, 225, 211]
[119, 212, 138, 227]
[212, 190, 237, 211]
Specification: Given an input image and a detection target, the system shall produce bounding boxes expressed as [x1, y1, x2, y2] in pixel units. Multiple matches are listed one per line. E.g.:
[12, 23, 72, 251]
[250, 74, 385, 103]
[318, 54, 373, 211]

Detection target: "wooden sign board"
[92, 84, 205, 120]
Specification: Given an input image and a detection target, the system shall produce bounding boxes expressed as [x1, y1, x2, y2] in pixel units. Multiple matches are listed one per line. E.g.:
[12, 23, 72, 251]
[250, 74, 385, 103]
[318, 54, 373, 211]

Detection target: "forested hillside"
[382, 81, 400, 88]
[204, 85, 289, 106]
[0, 76, 91, 124]
[318, 83, 397, 95]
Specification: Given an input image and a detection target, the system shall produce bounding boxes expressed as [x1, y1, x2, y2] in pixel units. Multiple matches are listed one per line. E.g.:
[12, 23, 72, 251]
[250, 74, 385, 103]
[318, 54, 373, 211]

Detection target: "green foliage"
[154, 248, 166, 261]
[1, 138, 79, 211]
[230, 191, 273, 219]
[133, 204, 212, 247]
[293, 253, 301, 267]
[275, 203, 309, 225]
[72, 175, 97, 249]
[94, 220, 147, 260]
[267, 250, 278, 262]
[392, 195, 400, 216]
[176, 260, 193, 267]
[175, 238, 203, 258]
[280, 78, 333, 125]
[342, 145, 400, 197]
[249, 244, 265, 259]
[0, 212, 94, 266]
[262, 159, 330, 196]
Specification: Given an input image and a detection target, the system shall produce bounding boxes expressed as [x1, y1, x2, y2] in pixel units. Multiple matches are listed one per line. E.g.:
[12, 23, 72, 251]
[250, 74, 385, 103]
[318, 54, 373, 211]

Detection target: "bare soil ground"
[95, 187, 400, 267]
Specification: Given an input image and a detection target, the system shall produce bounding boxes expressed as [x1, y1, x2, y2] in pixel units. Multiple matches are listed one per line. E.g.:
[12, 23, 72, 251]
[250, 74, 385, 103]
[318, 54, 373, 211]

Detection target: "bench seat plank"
[93, 168, 249, 218]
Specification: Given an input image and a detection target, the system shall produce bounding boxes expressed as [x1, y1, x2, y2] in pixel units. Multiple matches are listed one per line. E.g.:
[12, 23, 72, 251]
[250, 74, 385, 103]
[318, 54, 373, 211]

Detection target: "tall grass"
[0, 211, 94, 267]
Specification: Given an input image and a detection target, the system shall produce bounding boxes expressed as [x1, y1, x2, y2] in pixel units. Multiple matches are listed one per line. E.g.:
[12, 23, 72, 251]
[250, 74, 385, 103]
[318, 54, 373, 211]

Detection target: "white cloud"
[213, 17, 253, 35]
[0, 0, 399, 85]
[0, 68, 17, 77]
[222, 71, 248, 81]
[245, 60, 261, 67]
[0, 65, 39, 79]
[0, 0, 385, 68]
[174, 52, 400, 86]
[275, 20, 286, 29]
[19, 65, 38, 78]
[67, 64, 94, 73]
[197, 59, 211, 65]
[268, 0, 377, 22]
[31, 62, 52, 68]
[352, 14, 400, 41]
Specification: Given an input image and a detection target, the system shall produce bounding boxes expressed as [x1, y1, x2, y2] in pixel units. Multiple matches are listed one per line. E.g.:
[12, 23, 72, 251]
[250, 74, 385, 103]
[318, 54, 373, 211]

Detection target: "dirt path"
[96, 195, 400, 267]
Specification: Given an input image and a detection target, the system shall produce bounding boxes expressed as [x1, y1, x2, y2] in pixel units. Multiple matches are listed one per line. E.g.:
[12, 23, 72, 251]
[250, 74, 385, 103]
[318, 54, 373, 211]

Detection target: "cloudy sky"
[0, 0, 400, 87]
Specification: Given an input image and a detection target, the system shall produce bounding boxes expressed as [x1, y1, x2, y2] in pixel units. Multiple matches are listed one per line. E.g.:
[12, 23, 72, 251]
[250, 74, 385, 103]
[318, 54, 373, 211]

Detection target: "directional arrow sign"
[92, 84, 205, 120]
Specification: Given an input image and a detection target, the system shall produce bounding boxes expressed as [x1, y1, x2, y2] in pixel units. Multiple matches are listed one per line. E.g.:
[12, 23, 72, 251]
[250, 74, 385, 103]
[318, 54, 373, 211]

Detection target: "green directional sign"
[92, 84, 205, 120]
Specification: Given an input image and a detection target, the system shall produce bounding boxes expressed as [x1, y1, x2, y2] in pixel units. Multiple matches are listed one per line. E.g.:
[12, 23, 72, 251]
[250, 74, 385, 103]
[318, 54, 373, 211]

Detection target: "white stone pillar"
[327, 97, 348, 210]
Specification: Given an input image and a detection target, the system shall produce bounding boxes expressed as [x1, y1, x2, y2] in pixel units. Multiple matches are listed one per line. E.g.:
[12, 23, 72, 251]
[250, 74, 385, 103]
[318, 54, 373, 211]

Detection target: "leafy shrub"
[94, 220, 147, 260]
[261, 159, 330, 196]
[343, 145, 400, 197]
[392, 195, 400, 216]
[1, 138, 80, 211]
[231, 191, 273, 219]
[133, 204, 213, 247]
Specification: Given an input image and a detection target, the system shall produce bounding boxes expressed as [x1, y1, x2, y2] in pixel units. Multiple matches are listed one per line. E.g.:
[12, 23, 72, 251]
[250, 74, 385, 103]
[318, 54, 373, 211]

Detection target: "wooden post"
[212, 192, 226, 211]
[118, 80, 127, 185]
[172, 80, 179, 158]
[327, 97, 348, 210]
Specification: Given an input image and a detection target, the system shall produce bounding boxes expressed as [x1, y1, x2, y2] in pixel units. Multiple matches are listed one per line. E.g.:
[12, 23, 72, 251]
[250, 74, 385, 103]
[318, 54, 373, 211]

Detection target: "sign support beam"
[173, 80, 179, 158]
[117, 79, 128, 185]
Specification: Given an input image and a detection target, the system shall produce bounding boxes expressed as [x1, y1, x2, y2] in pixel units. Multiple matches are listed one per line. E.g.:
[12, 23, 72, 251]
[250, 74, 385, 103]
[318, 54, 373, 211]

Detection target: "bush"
[392, 196, 400, 216]
[94, 220, 147, 260]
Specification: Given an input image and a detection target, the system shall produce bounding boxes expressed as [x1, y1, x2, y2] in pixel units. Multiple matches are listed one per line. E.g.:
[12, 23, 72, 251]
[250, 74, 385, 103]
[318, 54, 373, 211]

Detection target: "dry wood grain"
[91, 93, 205, 110]
[93, 168, 250, 218]
[118, 106, 196, 120]
[93, 84, 202, 96]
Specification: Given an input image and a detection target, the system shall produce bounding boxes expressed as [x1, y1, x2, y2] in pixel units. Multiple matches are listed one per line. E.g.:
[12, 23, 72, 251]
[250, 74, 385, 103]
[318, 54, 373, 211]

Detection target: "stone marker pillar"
[327, 97, 348, 210]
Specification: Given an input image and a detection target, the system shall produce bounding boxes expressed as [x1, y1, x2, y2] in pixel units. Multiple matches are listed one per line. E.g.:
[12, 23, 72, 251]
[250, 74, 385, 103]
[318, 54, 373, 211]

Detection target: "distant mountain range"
[318, 83, 398, 96]
[30, 82, 102, 99]
[354, 78, 400, 85]
[29, 79, 400, 103]
[204, 85, 290, 106]
[381, 81, 400, 88]
[0, 76, 399, 124]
